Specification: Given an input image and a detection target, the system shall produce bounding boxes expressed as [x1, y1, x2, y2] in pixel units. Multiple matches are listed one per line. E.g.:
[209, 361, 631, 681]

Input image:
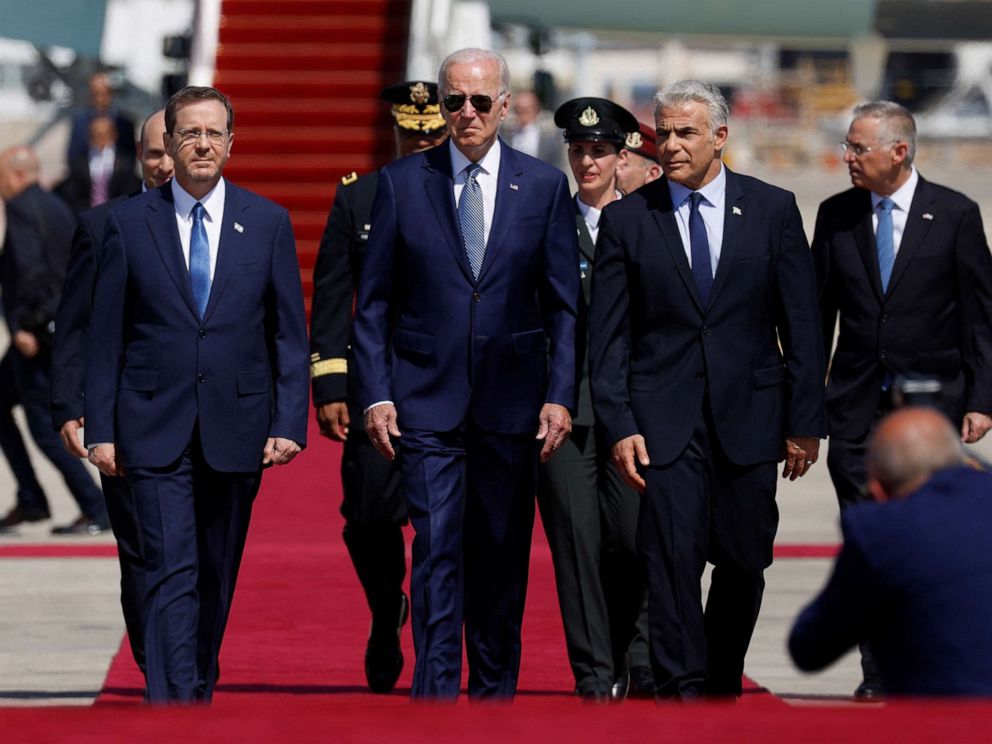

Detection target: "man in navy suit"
[352, 48, 579, 700]
[790, 407, 992, 696]
[85, 86, 309, 703]
[589, 80, 826, 699]
[51, 108, 174, 673]
[812, 101, 992, 698]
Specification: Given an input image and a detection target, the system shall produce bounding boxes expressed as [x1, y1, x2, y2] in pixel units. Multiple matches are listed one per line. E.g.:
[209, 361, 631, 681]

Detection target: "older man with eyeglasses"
[352, 47, 579, 700]
[812, 100, 992, 701]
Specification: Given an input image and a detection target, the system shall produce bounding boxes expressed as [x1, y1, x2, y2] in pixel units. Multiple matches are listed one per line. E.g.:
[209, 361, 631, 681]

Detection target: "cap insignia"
[409, 82, 429, 105]
[578, 106, 600, 127]
[625, 131, 643, 149]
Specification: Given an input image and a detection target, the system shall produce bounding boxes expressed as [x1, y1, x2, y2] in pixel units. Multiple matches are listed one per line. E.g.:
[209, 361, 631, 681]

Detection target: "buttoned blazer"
[84, 182, 309, 471]
[589, 169, 827, 467]
[351, 140, 579, 434]
[812, 177, 992, 439]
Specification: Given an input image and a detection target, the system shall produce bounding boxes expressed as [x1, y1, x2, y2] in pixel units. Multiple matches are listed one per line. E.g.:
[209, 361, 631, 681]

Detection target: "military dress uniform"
[309, 80, 446, 693]
[537, 98, 646, 699]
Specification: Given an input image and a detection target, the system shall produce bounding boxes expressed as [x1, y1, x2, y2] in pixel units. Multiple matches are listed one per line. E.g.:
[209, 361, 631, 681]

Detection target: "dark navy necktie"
[689, 192, 713, 304]
[190, 202, 210, 317]
[876, 198, 895, 293]
[459, 163, 485, 280]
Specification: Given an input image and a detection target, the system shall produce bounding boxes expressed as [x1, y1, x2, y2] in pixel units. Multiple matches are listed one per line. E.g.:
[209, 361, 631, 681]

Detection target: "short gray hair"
[654, 80, 729, 134]
[852, 100, 917, 165]
[438, 48, 510, 96]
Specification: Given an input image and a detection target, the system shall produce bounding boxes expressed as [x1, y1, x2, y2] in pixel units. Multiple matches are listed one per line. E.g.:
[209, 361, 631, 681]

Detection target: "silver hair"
[653, 80, 729, 134]
[438, 48, 511, 95]
[852, 100, 917, 165]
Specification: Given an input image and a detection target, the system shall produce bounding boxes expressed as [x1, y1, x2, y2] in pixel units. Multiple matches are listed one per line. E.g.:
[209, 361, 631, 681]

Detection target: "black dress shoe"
[854, 678, 884, 701]
[610, 671, 630, 701]
[365, 593, 409, 693]
[51, 516, 109, 536]
[0, 506, 51, 531]
[628, 665, 657, 698]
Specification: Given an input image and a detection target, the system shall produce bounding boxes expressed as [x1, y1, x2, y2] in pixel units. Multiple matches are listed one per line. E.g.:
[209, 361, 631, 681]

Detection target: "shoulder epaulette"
[340, 171, 359, 186]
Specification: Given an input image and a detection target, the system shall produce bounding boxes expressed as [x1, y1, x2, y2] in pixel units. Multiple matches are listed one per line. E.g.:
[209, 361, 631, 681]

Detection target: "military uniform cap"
[554, 97, 638, 146]
[623, 121, 659, 163]
[380, 80, 446, 134]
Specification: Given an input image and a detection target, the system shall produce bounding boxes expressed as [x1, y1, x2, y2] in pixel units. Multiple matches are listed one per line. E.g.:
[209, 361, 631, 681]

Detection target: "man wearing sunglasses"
[352, 47, 579, 700]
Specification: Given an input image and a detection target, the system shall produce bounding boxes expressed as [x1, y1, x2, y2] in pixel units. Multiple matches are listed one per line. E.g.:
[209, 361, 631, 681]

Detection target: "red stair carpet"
[215, 0, 412, 309]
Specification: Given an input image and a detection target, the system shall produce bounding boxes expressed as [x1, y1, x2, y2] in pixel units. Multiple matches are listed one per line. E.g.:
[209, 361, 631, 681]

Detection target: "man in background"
[309, 80, 447, 694]
[0, 145, 108, 534]
[508, 89, 560, 166]
[790, 407, 992, 696]
[67, 71, 136, 164]
[812, 100, 992, 698]
[51, 109, 174, 674]
[57, 115, 141, 214]
[614, 121, 662, 195]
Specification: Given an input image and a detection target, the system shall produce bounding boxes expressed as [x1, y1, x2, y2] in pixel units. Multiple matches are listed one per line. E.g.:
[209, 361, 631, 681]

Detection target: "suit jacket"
[49, 195, 130, 428]
[352, 139, 579, 434]
[589, 169, 827, 467]
[789, 466, 992, 696]
[84, 181, 309, 472]
[55, 152, 141, 215]
[309, 170, 379, 430]
[812, 177, 992, 440]
[0, 183, 75, 338]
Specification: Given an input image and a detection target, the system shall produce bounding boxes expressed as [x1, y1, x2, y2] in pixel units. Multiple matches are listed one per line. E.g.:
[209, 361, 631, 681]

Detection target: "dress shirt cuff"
[363, 401, 394, 415]
[86, 442, 112, 452]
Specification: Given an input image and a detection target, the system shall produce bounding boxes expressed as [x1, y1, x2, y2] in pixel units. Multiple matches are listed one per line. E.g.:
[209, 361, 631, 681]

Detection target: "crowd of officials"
[1, 48, 992, 704]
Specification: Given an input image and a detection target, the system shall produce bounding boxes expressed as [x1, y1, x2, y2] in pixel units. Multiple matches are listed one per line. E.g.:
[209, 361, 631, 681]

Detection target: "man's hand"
[961, 412, 992, 444]
[60, 418, 87, 458]
[13, 330, 39, 359]
[316, 402, 350, 442]
[365, 403, 401, 461]
[263, 437, 302, 466]
[780, 436, 820, 481]
[536, 403, 572, 463]
[88, 442, 122, 477]
[611, 434, 650, 493]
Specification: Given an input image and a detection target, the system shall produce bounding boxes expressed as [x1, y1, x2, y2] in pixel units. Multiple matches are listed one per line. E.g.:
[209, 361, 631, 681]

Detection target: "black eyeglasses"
[442, 92, 505, 114]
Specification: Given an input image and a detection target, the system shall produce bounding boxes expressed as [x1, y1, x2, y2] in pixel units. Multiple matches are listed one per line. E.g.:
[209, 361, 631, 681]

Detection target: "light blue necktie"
[190, 202, 211, 317]
[458, 163, 485, 280]
[876, 198, 895, 293]
[688, 192, 713, 304]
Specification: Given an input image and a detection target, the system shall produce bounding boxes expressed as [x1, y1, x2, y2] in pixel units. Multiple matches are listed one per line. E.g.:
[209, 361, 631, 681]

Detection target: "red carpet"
[5, 421, 992, 740]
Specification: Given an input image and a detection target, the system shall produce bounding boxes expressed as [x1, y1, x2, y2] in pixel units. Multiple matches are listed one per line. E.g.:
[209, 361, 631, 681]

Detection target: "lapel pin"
[732, 206, 742, 216]
[922, 213, 934, 221]
[234, 222, 244, 233]
[509, 183, 519, 191]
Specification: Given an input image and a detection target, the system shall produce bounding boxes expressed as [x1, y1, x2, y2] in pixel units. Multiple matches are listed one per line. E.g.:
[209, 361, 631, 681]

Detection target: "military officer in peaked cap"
[616, 121, 662, 196]
[309, 80, 447, 693]
[538, 97, 651, 701]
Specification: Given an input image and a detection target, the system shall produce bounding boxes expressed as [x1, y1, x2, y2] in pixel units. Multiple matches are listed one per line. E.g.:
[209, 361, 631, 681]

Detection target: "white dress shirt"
[668, 163, 727, 277]
[871, 166, 919, 256]
[88, 145, 115, 184]
[450, 138, 501, 248]
[171, 177, 226, 282]
[576, 191, 622, 245]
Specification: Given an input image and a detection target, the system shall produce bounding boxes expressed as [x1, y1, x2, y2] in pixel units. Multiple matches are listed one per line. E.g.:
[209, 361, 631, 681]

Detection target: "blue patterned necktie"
[688, 192, 713, 304]
[459, 163, 485, 280]
[190, 202, 211, 317]
[876, 198, 895, 293]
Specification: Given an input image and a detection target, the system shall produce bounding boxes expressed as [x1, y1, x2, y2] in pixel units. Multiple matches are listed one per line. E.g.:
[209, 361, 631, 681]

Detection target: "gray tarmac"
[1, 161, 991, 706]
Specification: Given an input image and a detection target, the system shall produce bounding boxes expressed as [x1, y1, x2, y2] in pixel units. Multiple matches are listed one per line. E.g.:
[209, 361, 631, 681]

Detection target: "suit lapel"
[649, 180, 704, 313]
[574, 200, 594, 305]
[887, 176, 935, 296]
[202, 182, 242, 322]
[852, 191, 885, 302]
[422, 146, 474, 283]
[477, 139, 521, 282]
[708, 168, 744, 306]
[145, 185, 199, 319]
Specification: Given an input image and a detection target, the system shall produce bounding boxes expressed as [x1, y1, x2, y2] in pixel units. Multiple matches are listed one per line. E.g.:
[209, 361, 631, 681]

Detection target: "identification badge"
[579, 259, 589, 278]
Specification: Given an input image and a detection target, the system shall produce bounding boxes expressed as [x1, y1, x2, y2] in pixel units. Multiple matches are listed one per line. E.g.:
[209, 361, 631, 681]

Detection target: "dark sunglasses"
[442, 92, 503, 113]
